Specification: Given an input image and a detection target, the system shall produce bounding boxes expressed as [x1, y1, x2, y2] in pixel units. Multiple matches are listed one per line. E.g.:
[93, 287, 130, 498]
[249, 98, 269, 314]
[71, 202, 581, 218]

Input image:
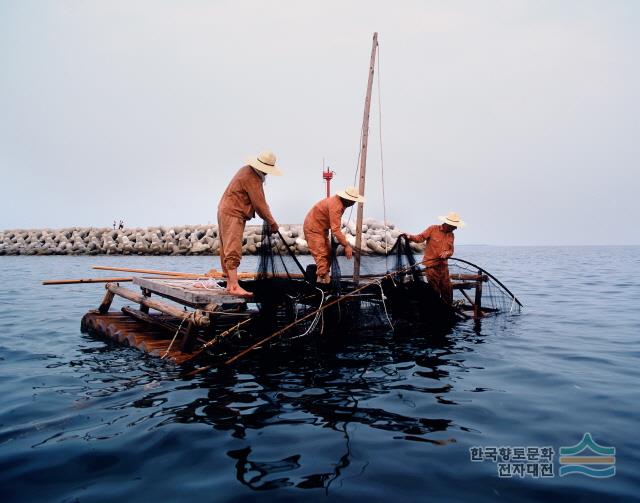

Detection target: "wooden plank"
[133, 277, 245, 305]
[106, 283, 209, 326]
[121, 306, 187, 336]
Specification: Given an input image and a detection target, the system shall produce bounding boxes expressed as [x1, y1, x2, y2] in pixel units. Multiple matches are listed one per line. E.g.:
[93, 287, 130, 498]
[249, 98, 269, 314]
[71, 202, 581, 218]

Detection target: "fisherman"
[404, 212, 466, 304]
[303, 186, 365, 284]
[217, 151, 282, 297]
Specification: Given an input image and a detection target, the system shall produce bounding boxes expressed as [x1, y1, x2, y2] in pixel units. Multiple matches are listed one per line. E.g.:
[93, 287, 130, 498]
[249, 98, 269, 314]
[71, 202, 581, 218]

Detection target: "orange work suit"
[408, 224, 455, 303]
[218, 165, 277, 273]
[303, 195, 349, 278]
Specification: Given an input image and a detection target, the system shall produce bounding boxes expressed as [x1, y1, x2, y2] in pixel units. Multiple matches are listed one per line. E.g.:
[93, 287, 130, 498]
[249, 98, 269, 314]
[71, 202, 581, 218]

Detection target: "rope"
[376, 45, 390, 271]
[347, 47, 370, 226]
[374, 279, 393, 329]
[289, 286, 325, 339]
[192, 278, 224, 290]
[347, 124, 364, 226]
[509, 296, 517, 314]
[161, 312, 195, 360]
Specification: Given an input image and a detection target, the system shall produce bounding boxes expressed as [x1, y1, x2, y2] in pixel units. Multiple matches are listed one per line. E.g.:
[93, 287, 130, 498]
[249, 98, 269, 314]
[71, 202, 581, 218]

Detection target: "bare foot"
[227, 285, 253, 298]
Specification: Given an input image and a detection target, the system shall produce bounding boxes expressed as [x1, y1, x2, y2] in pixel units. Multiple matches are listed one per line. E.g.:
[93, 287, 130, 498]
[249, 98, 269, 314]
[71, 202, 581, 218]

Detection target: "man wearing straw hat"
[404, 212, 466, 304]
[303, 186, 365, 284]
[217, 151, 282, 297]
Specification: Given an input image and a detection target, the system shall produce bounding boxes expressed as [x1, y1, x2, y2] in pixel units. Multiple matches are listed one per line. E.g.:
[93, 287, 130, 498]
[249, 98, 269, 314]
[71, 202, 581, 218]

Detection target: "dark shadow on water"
[69, 317, 489, 493]
[151, 322, 483, 492]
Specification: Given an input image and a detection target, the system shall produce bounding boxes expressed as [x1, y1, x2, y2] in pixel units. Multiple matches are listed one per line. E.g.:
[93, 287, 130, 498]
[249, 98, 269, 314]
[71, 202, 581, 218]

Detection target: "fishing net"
[243, 221, 521, 343]
[239, 222, 325, 341]
[447, 259, 522, 316]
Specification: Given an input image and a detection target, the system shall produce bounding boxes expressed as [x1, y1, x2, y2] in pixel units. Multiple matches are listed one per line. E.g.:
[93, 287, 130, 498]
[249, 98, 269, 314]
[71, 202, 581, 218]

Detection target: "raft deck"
[132, 277, 245, 308]
[81, 277, 249, 362]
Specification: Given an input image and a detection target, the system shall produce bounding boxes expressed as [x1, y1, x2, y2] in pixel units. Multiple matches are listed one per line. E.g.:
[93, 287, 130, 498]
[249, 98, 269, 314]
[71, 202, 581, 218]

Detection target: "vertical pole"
[326, 169, 330, 198]
[323, 167, 333, 198]
[474, 269, 483, 319]
[140, 287, 150, 314]
[180, 319, 197, 353]
[98, 287, 115, 314]
[353, 32, 378, 284]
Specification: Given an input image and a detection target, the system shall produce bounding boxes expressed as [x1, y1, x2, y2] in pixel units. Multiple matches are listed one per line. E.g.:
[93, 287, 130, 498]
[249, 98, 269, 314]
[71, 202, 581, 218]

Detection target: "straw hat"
[438, 211, 466, 228]
[247, 151, 283, 176]
[337, 186, 365, 203]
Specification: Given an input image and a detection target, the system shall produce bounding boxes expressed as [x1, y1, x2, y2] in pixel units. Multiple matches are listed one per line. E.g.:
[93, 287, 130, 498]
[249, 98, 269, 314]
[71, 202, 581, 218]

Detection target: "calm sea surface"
[0, 247, 638, 502]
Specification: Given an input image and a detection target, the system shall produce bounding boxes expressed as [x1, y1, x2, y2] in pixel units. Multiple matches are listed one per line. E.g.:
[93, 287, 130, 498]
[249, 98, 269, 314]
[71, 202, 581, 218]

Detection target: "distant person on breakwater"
[303, 186, 365, 284]
[403, 212, 466, 304]
[118, 220, 124, 230]
[217, 151, 282, 297]
[113, 220, 116, 230]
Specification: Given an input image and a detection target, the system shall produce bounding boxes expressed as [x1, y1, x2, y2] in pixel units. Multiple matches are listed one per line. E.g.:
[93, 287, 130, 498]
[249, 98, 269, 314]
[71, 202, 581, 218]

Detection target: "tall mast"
[353, 32, 378, 283]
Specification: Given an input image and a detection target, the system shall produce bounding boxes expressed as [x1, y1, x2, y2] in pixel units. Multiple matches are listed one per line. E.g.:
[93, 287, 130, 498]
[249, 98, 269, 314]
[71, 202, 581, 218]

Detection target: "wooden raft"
[81, 277, 248, 362]
[81, 311, 199, 364]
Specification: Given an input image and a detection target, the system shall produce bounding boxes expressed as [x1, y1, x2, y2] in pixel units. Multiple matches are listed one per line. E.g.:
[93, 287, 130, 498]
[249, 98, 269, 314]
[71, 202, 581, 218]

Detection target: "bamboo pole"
[42, 277, 133, 285]
[183, 317, 254, 366]
[93, 265, 205, 277]
[449, 273, 488, 281]
[91, 265, 296, 280]
[353, 32, 378, 284]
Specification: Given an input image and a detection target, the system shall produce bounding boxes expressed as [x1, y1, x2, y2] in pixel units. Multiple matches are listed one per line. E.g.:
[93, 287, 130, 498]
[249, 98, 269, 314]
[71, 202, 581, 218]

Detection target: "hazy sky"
[1, 0, 638, 245]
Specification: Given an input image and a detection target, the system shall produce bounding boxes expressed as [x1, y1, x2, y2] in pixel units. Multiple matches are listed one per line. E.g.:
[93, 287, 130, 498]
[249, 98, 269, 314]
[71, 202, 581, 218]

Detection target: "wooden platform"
[81, 310, 199, 364]
[133, 277, 246, 308]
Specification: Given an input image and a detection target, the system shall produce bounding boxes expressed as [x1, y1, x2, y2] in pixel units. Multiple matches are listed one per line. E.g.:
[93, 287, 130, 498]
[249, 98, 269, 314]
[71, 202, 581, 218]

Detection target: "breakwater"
[0, 220, 426, 256]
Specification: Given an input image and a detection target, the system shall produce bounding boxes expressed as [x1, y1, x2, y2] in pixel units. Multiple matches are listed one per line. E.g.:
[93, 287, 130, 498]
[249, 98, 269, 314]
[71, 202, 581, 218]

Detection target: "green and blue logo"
[559, 433, 615, 478]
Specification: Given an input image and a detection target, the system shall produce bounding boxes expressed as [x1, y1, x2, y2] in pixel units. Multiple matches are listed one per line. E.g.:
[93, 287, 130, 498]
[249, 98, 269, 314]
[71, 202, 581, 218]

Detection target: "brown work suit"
[408, 224, 454, 303]
[303, 195, 349, 278]
[217, 165, 277, 273]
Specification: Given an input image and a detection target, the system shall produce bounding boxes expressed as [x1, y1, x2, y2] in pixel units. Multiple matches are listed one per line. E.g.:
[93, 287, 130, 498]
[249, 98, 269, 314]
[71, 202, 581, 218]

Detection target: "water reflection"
[152, 324, 482, 491]
[22, 322, 485, 493]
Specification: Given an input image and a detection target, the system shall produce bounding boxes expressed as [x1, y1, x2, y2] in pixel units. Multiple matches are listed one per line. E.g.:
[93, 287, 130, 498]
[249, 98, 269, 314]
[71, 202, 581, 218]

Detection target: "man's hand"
[440, 251, 451, 259]
[270, 222, 279, 234]
[345, 245, 353, 260]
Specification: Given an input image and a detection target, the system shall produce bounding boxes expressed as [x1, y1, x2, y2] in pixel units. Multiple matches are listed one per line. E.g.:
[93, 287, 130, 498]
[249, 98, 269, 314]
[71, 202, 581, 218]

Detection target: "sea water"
[0, 247, 638, 502]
